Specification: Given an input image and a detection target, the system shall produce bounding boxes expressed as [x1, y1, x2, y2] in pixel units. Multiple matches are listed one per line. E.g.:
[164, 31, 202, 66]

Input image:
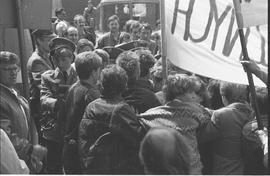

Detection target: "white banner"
[165, 0, 267, 87]
[233, 0, 268, 28]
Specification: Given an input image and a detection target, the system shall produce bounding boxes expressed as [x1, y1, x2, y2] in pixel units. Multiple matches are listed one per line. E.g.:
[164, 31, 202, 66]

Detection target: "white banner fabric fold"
[165, 0, 267, 87]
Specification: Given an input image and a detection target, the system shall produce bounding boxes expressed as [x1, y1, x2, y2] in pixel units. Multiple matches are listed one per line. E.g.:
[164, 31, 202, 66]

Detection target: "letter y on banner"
[233, 0, 267, 28]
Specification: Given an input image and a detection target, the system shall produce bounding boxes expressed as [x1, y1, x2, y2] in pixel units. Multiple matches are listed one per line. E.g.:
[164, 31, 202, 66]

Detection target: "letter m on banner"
[233, 0, 268, 28]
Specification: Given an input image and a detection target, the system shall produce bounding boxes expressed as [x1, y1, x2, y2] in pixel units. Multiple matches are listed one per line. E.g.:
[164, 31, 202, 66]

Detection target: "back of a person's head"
[124, 19, 137, 33]
[135, 49, 156, 78]
[100, 64, 128, 98]
[77, 39, 94, 53]
[130, 21, 141, 32]
[220, 81, 248, 105]
[164, 74, 199, 102]
[94, 49, 110, 68]
[116, 51, 140, 81]
[75, 51, 102, 80]
[139, 127, 189, 175]
[207, 79, 224, 109]
[55, 21, 68, 37]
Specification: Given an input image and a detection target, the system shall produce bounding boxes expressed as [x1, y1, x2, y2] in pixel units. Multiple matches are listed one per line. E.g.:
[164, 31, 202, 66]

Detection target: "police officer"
[40, 37, 78, 174]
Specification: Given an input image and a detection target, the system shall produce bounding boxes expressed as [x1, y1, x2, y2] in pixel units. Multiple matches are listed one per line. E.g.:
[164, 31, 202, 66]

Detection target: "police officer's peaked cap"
[49, 37, 76, 56]
[31, 29, 56, 38]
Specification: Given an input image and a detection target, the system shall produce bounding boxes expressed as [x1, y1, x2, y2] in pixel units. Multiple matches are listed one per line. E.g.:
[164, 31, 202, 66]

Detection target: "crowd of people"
[0, 0, 268, 175]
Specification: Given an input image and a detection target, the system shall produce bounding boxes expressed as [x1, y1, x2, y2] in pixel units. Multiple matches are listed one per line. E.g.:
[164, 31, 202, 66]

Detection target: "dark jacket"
[79, 97, 145, 174]
[211, 103, 254, 175]
[40, 67, 77, 142]
[0, 83, 38, 163]
[122, 80, 161, 113]
[81, 27, 96, 46]
[27, 49, 53, 134]
[62, 80, 100, 174]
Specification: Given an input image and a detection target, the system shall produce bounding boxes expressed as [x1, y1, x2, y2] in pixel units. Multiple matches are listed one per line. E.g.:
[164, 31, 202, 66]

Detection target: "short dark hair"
[55, 8, 65, 17]
[220, 81, 248, 104]
[116, 51, 140, 80]
[94, 49, 110, 68]
[107, 15, 119, 24]
[100, 64, 128, 98]
[136, 49, 156, 77]
[124, 19, 137, 33]
[75, 51, 102, 80]
[0, 51, 20, 65]
[164, 74, 200, 102]
[130, 21, 141, 33]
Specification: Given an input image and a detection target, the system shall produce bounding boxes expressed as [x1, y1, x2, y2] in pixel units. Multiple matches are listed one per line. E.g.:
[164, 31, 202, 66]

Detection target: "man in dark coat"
[62, 51, 102, 174]
[27, 29, 56, 144]
[0, 51, 47, 173]
[116, 51, 161, 113]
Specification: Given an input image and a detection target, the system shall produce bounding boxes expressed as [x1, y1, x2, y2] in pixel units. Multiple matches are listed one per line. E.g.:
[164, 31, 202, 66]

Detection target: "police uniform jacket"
[40, 67, 78, 142]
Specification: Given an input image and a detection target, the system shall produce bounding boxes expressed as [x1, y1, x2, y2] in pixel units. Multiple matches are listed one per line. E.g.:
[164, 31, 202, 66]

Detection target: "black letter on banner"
[210, 0, 232, 50]
[171, 0, 195, 41]
[223, 9, 239, 56]
[256, 26, 266, 66]
[171, 0, 180, 34]
[189, 1, 213, 42]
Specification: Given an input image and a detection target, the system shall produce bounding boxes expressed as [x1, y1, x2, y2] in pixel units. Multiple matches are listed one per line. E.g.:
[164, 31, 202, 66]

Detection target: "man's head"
[73, 14, 86, 29]
[219, 81, 248, 106]
[66, 26, 79, 44]
[107, 15, 120, 33]
[100, 64, 128, 98]
[50, 37, 76, 72]
[55, 21, 68, 37]
[87, 0, 94, 9]
[77, 39, 94, 54]
[140, 23, 152, 41]
[94, 49, 110, 68]
[75, 51, 102, 82]
[130, 21, 141, 41]
[0, 51, 20, 88]
[116, 51, 140, 81]
[135, 49, 155, 78]
[32, 29, 56, 53]
[55, 8, 66, 21]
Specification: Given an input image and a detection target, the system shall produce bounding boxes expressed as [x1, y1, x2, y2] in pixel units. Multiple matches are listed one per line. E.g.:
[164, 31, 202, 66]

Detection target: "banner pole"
[160, 0, 167, 85]
[15, 0, 30, 101]
[238, 29, 263, 130]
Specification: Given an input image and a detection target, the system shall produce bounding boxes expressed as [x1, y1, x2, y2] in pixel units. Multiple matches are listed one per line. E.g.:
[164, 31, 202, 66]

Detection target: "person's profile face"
[0, 63, 20, 88]
[38, 36, 54, 53]
[58, 10, 67, 20]
[108, 19, 119, 32]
